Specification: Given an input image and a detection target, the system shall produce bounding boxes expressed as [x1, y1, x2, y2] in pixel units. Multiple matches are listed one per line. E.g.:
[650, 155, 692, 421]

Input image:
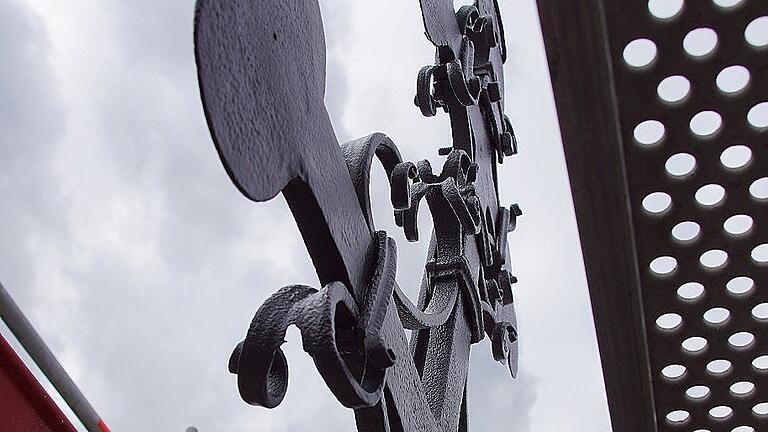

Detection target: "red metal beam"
[0, 333, 77, 432]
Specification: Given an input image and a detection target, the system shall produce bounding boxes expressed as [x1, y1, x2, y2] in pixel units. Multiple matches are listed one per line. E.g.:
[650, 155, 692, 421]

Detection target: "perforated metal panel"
[539, 1, 767, 431]
[609, 1, 767, 430]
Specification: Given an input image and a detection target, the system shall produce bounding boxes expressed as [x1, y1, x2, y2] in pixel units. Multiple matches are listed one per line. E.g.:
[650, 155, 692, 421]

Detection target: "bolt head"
[487, 81, 502, 103]
[501, 132, 517, 156]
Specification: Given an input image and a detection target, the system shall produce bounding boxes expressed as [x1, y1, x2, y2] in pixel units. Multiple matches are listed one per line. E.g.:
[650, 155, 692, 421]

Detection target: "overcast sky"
[1, 0, 611, 430]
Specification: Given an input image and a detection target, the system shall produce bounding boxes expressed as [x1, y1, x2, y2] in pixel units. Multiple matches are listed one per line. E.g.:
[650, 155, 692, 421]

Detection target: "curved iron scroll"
[229, 231, 397, 409]
[194, 0, 521, 430]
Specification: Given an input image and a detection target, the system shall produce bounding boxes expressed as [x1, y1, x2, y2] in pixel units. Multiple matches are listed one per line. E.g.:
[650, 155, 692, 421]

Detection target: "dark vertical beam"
[535, 1, 656, 431]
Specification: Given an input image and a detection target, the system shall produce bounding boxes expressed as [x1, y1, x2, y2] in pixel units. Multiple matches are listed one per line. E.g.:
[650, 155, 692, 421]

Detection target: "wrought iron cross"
[193, 1, 519, 430]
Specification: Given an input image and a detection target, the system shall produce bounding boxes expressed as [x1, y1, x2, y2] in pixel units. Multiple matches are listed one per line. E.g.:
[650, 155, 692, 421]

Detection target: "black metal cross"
[193, 1, 519, 430]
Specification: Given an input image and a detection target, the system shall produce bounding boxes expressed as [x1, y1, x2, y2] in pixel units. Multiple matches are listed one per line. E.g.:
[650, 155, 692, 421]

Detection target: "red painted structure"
[0, 282, 108, 432]
[0, 333, 77, 432]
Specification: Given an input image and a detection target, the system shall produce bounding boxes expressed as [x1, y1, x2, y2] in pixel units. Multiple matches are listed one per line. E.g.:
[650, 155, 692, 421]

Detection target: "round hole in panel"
[666, 410, 690, 424]
[745, 16, 768, 48]
[712, 0, 744, 8]
[700, 249, 728, 269]
[686, 385, 710, 399]
[657, 313, 683, 330]
[709, 405, 733, 419]
[695, 184, 725, 206]
[728, 331, 754, 348]
[707, 359, 732, 374]
[753, 402, 768, 416]
[726, 276, 754, 295]
[643, 192, 672, 213]
[453, 0, 475, 10]
[623, 38, 658, 68]
[666, 153, 696, 176]
[750, 177, 768, 199]
[672, 221, 700, 242]
[731, 427, 755, 432]
[752, 303, 768, 320]
[684, 28, 718, 57]
[657, 75, 691, 103]
[650, 256, 677, 275]
[754, 355, 768, 370]
[648, 0, 684, 20]
[634, 120, 665, 145]
[682, 336, 708, 353]
[716, 65, 750, 94]
[730, 381, 755, 396]
[720, 145, 752, 169]
[752, 243, 768, 263]
[690, 110, 722, 137]
[704, 307, 730, 325]
[678, 282, 705, 300]
[723, 214, 753, 236]
[747, 102, 768, 129]
[662, 364, 687, 379]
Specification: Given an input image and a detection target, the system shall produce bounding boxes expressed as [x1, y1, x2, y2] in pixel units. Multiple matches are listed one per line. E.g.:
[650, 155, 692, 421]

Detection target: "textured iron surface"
[540, 0, 767, 431]
[194, 0, 520, 431]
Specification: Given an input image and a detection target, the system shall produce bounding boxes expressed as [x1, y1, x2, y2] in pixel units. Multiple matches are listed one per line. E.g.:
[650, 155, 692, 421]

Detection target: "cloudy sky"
[0, 0, 611, 430]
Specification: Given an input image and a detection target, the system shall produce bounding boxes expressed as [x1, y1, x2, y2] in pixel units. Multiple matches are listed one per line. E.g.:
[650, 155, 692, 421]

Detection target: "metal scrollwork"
[229, 231, 398, 409]
[194, 0, 521, 430]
